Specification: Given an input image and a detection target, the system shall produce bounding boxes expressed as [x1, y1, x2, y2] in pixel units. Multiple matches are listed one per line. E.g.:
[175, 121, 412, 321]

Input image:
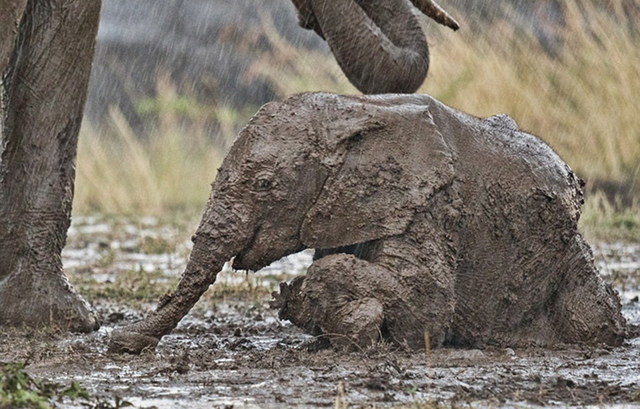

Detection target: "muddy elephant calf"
[109, 92, 627, 353]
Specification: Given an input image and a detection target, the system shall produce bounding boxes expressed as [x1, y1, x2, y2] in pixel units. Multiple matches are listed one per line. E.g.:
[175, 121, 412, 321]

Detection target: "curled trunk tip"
[107, 219, 247, 354]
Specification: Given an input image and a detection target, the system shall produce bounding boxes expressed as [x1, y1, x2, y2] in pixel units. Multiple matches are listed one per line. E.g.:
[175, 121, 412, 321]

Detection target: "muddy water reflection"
[50, 220, 640, 407]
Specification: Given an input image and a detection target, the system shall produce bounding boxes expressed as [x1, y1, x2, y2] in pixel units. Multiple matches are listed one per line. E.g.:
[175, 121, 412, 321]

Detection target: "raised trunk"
[310, 0, 430, 94]
[108, 198, 251, 353]
[0, 0, 101, 332]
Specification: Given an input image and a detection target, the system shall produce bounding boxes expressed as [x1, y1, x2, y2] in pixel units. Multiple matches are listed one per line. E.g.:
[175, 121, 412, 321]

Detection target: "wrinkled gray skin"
[0, 0, 101, 332]
[290, 0, 459, 94]
[109, 92, 627, 353]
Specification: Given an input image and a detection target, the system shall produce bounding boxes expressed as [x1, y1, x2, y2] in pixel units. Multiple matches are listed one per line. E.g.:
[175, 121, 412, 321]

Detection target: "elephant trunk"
[310, 0, 429, 94]
[108, 199, 251, 354]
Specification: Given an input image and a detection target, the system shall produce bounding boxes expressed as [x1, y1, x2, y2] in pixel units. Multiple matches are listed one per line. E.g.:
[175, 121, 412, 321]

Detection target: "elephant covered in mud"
[1, 0, 458, 334]
[109, 92, 627, 353]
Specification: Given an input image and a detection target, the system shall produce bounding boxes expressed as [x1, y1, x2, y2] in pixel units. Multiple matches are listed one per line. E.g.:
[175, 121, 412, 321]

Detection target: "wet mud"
[1, 217, 639, 408]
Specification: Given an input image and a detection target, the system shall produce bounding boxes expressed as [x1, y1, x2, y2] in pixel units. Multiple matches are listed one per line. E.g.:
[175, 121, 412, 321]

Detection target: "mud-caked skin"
[109, 93, 627, 353]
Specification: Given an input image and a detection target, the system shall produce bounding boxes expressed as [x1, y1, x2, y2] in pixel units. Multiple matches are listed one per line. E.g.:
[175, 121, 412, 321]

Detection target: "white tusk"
[410, 0, 461, 31]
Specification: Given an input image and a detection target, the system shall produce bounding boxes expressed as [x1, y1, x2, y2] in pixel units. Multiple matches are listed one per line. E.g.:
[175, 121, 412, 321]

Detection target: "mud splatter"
[1, 217, 638, 408]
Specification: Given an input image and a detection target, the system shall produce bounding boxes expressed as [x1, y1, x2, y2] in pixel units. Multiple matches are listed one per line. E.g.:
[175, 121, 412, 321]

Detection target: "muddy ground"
[1, 216, 639, 408]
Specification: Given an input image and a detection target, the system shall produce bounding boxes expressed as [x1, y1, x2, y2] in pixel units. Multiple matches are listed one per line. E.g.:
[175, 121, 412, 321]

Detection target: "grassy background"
[74, 0, 639, 240]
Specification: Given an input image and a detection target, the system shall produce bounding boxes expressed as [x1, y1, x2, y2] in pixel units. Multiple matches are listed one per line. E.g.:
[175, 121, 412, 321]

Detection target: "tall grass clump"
[580, 191, 640, 241]
[74, 108, 227, 216]
[74, 74, 257, 216]
[422, 0, 640, 187]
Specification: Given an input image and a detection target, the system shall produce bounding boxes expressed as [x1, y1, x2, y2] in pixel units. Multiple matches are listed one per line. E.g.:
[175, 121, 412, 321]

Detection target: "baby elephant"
[109, 93, 627, 354]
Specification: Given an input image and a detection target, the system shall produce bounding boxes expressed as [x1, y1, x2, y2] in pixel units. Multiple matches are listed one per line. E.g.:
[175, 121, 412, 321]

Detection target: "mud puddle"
[1, 217, 638, 408]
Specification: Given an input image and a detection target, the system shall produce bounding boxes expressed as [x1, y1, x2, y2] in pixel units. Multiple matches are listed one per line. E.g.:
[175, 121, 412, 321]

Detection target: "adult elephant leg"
[0, 0, 102, 332]
[0, 0, 27, 74]
[309, 0, 430, 94]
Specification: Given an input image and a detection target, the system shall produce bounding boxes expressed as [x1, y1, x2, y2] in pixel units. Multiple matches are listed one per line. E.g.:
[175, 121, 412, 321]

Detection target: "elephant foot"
[274, 255, 393, 350]
[271, 276, 315, 332]
[322, 297, 384, 350]
[108, 328, 160, 354]
[273, 277, 384, 350]
[0, 270, 99, 333]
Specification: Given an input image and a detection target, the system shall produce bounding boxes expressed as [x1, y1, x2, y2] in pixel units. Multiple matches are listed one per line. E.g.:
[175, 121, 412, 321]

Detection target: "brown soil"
[1, 295, 638, 408]
[1, 219, 638, 408]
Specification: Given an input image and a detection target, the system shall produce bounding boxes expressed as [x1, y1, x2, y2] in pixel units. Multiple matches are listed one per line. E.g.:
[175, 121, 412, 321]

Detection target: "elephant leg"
[551, 236, 627, 345]
[281, 252, 453, 350]
[0, 0, 102, 332]
[320, 296, 384, 350]
[302, 254, 389, 349]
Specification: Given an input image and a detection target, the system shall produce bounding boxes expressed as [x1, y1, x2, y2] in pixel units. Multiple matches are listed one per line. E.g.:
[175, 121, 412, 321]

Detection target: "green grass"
[73, 269, 178, 305]
[73, 0, 639, 241]
[0, 362, 132, 409]
[579, 191, 640, 241]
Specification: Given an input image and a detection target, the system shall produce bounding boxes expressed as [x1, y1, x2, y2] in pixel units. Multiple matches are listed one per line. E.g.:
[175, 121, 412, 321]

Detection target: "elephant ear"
[301, 103, 455, 249]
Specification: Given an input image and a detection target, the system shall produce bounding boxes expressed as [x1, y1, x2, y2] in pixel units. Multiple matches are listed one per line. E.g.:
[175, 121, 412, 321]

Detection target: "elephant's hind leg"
[278, 254, 386, 350]
[551, 237, 627, 346]
[278, 253, 447, 350]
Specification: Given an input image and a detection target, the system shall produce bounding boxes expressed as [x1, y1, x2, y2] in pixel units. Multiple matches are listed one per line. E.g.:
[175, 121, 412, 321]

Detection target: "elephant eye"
[349, 131, 364, 142]
[254, 178, 273, 192]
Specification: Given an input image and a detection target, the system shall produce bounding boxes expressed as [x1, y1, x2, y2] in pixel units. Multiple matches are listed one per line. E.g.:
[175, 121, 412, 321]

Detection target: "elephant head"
[108, 92, 455, 353]
[289, 0, 460, 94]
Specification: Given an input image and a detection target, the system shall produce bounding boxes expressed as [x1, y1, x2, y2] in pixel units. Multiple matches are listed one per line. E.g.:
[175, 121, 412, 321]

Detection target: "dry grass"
[74, 0, 639, 239]
[580, 190, 640, 241]
[422, 0, 640, 184]
[74, 109, 228, 216]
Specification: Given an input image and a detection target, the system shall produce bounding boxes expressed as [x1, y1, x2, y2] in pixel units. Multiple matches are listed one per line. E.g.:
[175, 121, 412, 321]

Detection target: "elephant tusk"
[411, 0, 460, 31]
